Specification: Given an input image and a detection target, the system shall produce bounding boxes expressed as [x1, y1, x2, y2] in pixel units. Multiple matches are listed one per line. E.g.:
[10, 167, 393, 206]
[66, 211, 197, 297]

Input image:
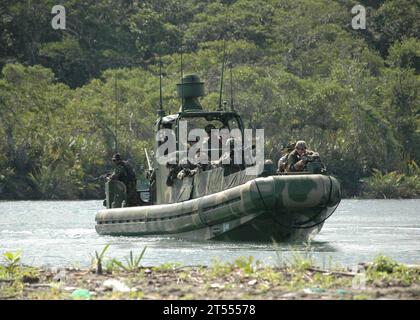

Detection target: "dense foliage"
[0, 0, 419, 199]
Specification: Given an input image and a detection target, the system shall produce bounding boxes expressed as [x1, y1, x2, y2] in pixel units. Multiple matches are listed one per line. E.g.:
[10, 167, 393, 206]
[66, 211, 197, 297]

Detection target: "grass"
[153, 262, 184, 271]
[1, 249, 419, 300]
[110, 247, 147, 272]
[89, 245, 149, 274]
[92, 244, 110, 275]
[366, 255, 420, 287]
[2, 251, 21, 275]
[0, 251, 40, 298]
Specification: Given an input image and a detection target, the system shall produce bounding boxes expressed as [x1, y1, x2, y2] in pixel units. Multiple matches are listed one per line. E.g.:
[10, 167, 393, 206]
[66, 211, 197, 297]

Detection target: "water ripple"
[0, 199, 419, 267]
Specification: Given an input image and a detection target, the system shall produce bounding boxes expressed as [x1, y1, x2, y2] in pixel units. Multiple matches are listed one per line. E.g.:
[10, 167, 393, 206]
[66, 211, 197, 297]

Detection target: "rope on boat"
[254, 176, 339, 230]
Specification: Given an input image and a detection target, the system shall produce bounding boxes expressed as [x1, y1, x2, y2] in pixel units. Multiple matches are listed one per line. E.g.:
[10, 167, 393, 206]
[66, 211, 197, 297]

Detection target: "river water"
[0, 200, 419, 268]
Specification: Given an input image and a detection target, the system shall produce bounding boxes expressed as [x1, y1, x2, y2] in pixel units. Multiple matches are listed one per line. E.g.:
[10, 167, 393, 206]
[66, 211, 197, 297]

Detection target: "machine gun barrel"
[302, 154, 321, 164]
[145, 148, 153, 172]
[93, 173, 111, 181]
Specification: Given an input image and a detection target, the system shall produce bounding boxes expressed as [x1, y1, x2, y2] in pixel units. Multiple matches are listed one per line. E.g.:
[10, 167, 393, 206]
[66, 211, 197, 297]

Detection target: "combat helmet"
[295, 141, 307, 150]
[112, 153, 122, 161]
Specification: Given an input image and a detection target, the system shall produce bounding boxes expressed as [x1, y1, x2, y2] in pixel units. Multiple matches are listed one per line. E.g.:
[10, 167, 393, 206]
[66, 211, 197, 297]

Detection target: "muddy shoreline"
[1, 255, 419, 300]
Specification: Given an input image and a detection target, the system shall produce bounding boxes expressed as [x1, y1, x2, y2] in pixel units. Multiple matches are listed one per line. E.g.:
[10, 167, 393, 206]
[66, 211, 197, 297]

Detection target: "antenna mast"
[229, 63, 234, 111]
[158, 56, 165, 117]
[180, 49, 184, 112]
[218, 40, 226, 111]
[114, 76, 119, 153]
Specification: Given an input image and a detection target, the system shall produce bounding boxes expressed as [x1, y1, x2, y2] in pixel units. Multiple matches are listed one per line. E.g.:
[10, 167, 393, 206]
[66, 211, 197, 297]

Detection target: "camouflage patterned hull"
[95, 174, 341, 242]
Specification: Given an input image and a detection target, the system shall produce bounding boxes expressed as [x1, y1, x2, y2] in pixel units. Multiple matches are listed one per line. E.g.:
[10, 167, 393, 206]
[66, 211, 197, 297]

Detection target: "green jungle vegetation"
[0, 0, 419, 199]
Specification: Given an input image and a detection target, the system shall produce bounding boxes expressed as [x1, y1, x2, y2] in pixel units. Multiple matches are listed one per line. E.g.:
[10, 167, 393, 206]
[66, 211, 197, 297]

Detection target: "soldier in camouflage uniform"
[108, 153, 140, 206]
[277, 142, 296, 173]
[286, 141, 315, 172]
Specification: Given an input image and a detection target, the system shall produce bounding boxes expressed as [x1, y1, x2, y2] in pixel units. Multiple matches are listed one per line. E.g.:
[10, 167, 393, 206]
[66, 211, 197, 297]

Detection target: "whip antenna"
[229, 63, 235, 111]
[114, 76, 119, 153]
[180, 48, 184, 112]
[218, 40, 226, 111]
[158, 56, 165, 117]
